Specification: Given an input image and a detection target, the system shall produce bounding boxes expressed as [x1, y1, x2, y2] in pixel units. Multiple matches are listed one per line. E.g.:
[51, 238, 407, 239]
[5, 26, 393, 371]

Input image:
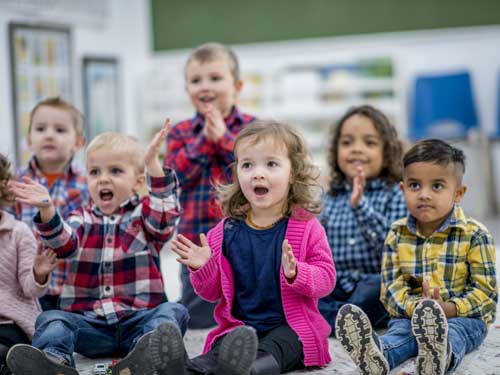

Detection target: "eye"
[409, 182, 420, 190]
[56, 127, 67, 134]
[88, 169, 99, 176]
[34, 125, 45, 132]
[190, 77, 200, 84]
[366, 140, 379, 147]
[111, 167, 123, 175]
[432, 183, 444, 190]
[211, 75, 223, 82]
[267, 161, 278, 168]
[240, 162, 251, 169]
[339, 139, 351, 146]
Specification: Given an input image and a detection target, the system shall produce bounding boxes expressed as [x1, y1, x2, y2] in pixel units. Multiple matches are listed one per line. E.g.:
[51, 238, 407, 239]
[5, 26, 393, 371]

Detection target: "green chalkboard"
[151, 0, 500, 51]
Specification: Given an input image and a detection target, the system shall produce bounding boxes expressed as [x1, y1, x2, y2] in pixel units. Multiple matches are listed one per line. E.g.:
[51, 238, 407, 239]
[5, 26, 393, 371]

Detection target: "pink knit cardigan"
[0, 212, 48, 338]
[190, 213, 336, 367]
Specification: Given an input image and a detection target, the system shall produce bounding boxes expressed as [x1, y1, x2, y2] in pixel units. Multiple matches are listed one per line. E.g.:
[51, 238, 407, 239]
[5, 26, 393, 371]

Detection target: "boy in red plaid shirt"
[165, 43, 255, 328]
[7, 97, 89, 311]
[7, 120, 188, 375]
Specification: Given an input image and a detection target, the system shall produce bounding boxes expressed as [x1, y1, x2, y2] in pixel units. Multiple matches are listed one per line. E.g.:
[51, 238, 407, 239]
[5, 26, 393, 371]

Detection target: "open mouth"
[254, 187, 269, 196]
[199, 96, 215, 103]
[99, 189, 114, 201]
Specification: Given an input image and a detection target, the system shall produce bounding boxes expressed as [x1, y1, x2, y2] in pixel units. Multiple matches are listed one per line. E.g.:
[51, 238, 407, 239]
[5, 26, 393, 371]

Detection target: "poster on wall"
[82, 57, 120, 141]
[9, 23, 72, 167]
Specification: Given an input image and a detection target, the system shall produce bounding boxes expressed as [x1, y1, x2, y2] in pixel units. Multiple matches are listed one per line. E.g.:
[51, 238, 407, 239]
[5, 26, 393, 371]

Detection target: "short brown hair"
[0, 153, 14, 207]
[29, 97, 84, 137]
[217, 120, 323, 219]
[185, 42, 240, 82]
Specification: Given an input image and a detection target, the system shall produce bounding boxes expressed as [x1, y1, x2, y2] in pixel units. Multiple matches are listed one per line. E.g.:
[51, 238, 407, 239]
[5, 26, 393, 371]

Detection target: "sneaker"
[149, 322, 187, 375]
[6, 344, 78, 375]
[216, 326, 258, 375]
[335, 304, 389, 375]
[411, 299, 449, 375]
[112, 330, 155, 375]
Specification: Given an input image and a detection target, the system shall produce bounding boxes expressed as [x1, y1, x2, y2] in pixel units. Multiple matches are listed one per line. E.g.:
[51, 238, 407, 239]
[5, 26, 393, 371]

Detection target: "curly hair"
[327, 105, 403, 194]
[217, 120, 323, 220]
[0, 153, 14, 207]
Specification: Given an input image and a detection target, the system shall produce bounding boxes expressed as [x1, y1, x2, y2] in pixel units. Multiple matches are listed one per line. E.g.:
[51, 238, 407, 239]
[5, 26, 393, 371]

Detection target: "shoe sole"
[216, 326, 258, 375]
[6, 344, 78, 375]
[112, 331, 155, 375]
[149, 322, 187, 375]
[412, 300, 448, 375]
[335, 304, 389, 375]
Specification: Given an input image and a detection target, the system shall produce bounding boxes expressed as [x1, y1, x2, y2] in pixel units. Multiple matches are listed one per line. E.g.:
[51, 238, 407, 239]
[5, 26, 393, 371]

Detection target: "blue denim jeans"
[380, 317, 487, 372]
[32, 302, 189, 367]
[319, 273, 389, 331]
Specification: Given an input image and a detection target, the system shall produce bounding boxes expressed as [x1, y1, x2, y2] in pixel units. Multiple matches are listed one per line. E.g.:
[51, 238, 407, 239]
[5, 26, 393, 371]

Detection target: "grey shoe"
[6, 344, 78, 375]
[412, 299, 449, 375]
[112, 331, 155, 375]
[149, 322, 187, 375]
[216, 326, 258, 375]
[335, 304, 389, 375]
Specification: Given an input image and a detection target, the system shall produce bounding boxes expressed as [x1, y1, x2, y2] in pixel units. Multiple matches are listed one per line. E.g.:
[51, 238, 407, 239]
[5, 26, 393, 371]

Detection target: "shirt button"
[107, 238, 112, 244]
[104, 262, 111, 268]
[105, 286, 111, 292]
[110, 215, 115, 221]
[348, 238, 356, 246]
[370, 232, 377, 238]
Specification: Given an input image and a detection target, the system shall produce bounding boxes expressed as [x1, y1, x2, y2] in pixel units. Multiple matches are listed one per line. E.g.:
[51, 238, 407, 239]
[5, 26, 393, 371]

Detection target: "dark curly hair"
[327, 105, 403, 194]
[0, 153, 14, 207]
[217, 120, 323, 219]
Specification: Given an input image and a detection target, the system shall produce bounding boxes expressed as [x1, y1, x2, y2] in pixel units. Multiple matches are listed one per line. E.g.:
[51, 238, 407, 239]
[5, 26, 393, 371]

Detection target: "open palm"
[171, 233, 212, 270]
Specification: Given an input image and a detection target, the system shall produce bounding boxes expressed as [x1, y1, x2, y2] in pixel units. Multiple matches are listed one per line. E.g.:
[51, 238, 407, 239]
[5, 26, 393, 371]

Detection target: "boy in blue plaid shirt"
[319, 106, 407, 331]
[336, 139, 497, 375]
[8, 97, 89, 311]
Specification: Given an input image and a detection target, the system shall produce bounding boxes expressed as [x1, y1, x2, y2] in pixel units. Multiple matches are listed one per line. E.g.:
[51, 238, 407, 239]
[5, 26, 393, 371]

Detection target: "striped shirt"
[7, 156, 89, 296]
[320, 179, 407, 293]
[34, 168, 181, 324]
[165, 106, 255, 244]
[381, 204, 498, 326]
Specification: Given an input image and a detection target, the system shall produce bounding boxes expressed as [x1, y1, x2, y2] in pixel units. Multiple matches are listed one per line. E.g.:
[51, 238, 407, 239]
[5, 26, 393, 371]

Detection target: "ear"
[454, 184, 467, 203]
[74, 135, 85, 152]
[399, 181, 405, 194]
[133, 173, 146, 194]
[234, 79, 243, 96]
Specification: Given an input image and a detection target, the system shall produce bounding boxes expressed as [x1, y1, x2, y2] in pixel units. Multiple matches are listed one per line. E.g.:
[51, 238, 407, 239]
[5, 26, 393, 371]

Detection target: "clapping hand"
[33, 243, 58, 285]
[145, 118, 171, 177]
[171, 233, 212, 270]
[350, 165, 366, 208]
[203, 104, 226, 142]
[8, 177, 55, 222]
[282, 239, 297, 281]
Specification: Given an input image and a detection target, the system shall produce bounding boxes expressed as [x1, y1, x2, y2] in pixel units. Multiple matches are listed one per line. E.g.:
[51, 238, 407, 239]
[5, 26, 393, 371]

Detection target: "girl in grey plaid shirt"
[318, 105, 408, 332]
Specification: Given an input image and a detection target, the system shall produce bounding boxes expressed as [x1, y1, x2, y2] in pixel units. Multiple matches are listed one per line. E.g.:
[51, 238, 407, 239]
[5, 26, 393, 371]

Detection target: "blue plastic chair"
[409, 71, 479, 140]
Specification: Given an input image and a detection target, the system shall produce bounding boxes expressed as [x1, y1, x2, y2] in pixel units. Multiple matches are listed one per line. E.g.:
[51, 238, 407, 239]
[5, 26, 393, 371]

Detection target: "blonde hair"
[29, 97, 84, 137]
[86, 132, 145, 174]
[0, 153, 14, 207]
[185, 42, 240, 82]
[217, 120, 323, 220]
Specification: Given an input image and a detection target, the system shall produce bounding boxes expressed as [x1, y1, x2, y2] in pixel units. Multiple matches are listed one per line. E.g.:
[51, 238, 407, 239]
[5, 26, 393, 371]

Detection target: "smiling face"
[236, 136, 292, 220]
[86, 149, 145, 216]
[185, 57, 243, 118]
[28, 106, 83, 173]
[401, 161, 466, 237]
[337, 114, 384, 183]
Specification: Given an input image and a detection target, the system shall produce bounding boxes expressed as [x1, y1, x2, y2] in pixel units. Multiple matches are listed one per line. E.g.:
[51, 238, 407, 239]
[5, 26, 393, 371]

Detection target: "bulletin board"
[9, 23, 72, 166]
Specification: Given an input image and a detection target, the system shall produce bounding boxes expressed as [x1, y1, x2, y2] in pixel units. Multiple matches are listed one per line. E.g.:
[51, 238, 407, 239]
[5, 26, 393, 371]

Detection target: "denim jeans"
[32, 302, 189, 367]
[319, 273, 389, 331]
[380, 317, 487, 372]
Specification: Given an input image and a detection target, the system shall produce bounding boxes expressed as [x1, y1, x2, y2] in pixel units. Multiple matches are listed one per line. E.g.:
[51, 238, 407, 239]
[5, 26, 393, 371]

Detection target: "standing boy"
[166, 42, 255, 328]
[7, 121, 188, 375]
[335, 139, 497, 375]
[9, 97, 89, 311]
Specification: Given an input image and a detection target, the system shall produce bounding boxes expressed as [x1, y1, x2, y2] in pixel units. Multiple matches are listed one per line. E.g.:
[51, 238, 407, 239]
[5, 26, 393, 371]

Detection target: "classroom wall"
[0, 0, 151, 167]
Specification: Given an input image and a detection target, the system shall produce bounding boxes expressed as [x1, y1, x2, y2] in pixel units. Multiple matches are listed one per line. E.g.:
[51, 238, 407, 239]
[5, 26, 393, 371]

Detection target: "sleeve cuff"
[34, 211, 63, 235]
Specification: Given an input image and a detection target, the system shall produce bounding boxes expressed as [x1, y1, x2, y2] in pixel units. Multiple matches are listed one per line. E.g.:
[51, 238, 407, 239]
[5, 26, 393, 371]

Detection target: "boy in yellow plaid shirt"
[335, 139, 497, 375]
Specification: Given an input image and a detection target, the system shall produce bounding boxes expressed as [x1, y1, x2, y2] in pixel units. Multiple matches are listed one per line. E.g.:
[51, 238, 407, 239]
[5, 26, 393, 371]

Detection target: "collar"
[91, 194, 141, 217]
[192, 106, 244, 133]
[330, 178, 388, 193]
[27, 156, 77, 179]
[404, 204, 468, 236]
[0, 211, 16, 232]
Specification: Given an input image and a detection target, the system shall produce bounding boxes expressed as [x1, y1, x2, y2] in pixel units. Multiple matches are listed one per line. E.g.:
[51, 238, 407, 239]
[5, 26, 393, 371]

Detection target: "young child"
[7, 121, 188, 375]
[156, 120, 336, 375]
[0, 153, 58, 375]
[165, 42, 256, 328]
[336, 139, 497, 375]
[8, 97, 89, 311]
[319, 105, 408, 331]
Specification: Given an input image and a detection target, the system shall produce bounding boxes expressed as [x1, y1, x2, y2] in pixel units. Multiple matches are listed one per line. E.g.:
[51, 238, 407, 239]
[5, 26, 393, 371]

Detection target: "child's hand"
[350, 166, 366, 208]
[8, 177, 55, 222]
[282, 239, 297, 281]
[33, 243, 58, 285]
[422, 281, 457, 318]
[171, 233, 212, 270]
[203, 104, 226, 142]
[145, 118, 171, 177]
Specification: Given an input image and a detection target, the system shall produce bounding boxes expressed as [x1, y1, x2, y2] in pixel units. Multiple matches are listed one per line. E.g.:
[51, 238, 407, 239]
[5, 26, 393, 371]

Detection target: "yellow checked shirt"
[381, 205, 497, 326]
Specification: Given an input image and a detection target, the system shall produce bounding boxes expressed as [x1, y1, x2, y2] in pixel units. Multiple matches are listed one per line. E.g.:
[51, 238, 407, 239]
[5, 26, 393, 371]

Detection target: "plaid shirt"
[34, 168, 181, 324]
[381, 205, 498, 326]
[165, 106, 255, 244]
[320, 179, 407, 293]
[6, 156, 89, 296]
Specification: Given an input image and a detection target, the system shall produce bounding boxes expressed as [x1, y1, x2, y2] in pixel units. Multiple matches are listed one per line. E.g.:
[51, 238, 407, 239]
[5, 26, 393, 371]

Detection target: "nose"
[417, 187, 431, 201]
[252, 166, 265, 180]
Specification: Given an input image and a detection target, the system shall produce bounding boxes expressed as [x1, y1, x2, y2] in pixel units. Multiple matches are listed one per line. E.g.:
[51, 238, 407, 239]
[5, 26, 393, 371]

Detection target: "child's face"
[337, 115, 384, 183]
[236, 137, 292, 217]
[400, 162, 466, 236]
[185, 57, 243, 118]
[28, 106, 83, 172]
[86, 149, 145, 216]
